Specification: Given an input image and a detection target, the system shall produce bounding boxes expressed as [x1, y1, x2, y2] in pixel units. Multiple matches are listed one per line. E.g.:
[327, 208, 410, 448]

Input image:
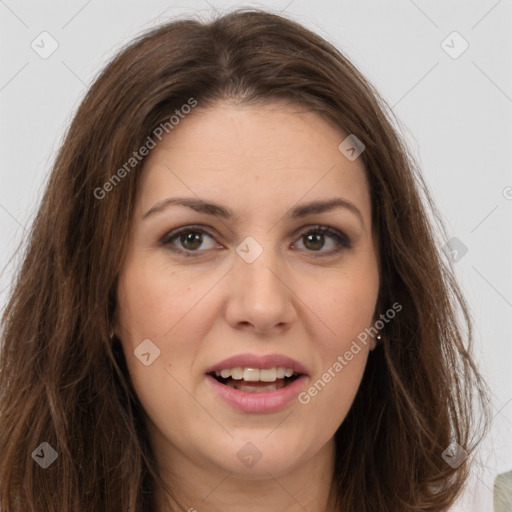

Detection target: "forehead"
[136, 100, 371, 220]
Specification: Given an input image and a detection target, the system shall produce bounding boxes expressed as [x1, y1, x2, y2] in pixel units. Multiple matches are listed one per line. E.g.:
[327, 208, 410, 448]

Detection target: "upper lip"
[205, 353, 309, 375]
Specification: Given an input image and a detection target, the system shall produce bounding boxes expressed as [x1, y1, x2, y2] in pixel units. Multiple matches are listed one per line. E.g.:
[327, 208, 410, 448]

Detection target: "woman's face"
[115, 100, 380, 479]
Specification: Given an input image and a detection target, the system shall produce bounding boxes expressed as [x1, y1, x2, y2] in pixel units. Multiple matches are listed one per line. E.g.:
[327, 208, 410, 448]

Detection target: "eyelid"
[293, 224, 352, 247]
[160, 224, 220, 255]
[160, 224, 352, 257]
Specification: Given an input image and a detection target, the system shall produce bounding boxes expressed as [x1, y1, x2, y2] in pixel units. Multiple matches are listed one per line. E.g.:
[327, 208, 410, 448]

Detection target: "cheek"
[304, 264, 379, 352]
[116, 256, 212, 342]
[114, 261, 207, 430]
[115, 256, 224, 406]
[296, 258, 378, 419]
[298, 276, 376, 430]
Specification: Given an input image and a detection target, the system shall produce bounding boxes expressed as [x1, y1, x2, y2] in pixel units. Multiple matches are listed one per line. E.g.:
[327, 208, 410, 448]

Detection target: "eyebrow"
[143, 197, 364, 227]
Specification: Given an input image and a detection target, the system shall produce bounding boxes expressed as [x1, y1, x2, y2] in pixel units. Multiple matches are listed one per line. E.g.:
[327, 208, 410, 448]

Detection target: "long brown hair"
[0, 8, 490, 511]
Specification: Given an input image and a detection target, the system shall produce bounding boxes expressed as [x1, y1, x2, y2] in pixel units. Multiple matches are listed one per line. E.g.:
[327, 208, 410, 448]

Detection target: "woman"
[0, 8, 490, 511]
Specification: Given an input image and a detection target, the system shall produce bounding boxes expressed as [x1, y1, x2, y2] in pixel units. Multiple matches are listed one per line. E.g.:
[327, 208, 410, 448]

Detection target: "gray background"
[1, 1, 511, 509]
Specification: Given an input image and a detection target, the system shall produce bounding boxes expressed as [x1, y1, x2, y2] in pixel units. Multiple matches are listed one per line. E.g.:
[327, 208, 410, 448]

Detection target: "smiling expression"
[114, 99, 380, 478]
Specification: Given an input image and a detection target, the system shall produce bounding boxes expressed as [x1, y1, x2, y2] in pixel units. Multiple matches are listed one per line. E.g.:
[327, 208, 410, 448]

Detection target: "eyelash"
[160, 224, 352, 258]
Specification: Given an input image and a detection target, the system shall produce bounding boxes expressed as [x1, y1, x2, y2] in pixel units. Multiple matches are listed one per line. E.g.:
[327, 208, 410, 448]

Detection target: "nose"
[224, 243, 297, 335]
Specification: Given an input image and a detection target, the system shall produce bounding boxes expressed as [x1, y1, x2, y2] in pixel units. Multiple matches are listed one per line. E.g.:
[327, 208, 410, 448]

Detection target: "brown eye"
[294, 226, 351, 257]
[161, 226, 217, 255]
[179, 231, 203, 251]
[160, 224, 351, 258]
[303, 232, 325, 251]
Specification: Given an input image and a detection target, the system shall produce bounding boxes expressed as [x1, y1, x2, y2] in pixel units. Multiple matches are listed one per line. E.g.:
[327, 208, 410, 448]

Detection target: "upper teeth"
[215, 367, 296, 382]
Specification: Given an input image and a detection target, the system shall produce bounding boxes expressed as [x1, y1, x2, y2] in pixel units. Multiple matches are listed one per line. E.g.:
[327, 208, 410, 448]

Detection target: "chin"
[200, 431, 316, 478]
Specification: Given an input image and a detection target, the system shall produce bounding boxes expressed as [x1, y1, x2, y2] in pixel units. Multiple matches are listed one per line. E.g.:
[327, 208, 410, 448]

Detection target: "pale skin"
[114, 99, 380, 512]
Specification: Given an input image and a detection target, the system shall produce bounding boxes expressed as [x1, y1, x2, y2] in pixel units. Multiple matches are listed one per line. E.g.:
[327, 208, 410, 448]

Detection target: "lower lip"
[205, 374, 308, 413]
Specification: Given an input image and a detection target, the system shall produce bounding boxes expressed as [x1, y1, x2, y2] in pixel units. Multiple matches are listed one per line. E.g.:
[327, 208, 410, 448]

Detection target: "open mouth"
[208, 367, 302, 393]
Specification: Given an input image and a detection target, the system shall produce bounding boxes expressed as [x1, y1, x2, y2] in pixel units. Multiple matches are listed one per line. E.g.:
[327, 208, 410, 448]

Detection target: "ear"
[369, 333, 381, 351]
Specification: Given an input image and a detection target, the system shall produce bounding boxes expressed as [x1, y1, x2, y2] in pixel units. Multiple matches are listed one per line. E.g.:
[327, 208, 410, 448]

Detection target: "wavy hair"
[0, 8, 490, 511]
